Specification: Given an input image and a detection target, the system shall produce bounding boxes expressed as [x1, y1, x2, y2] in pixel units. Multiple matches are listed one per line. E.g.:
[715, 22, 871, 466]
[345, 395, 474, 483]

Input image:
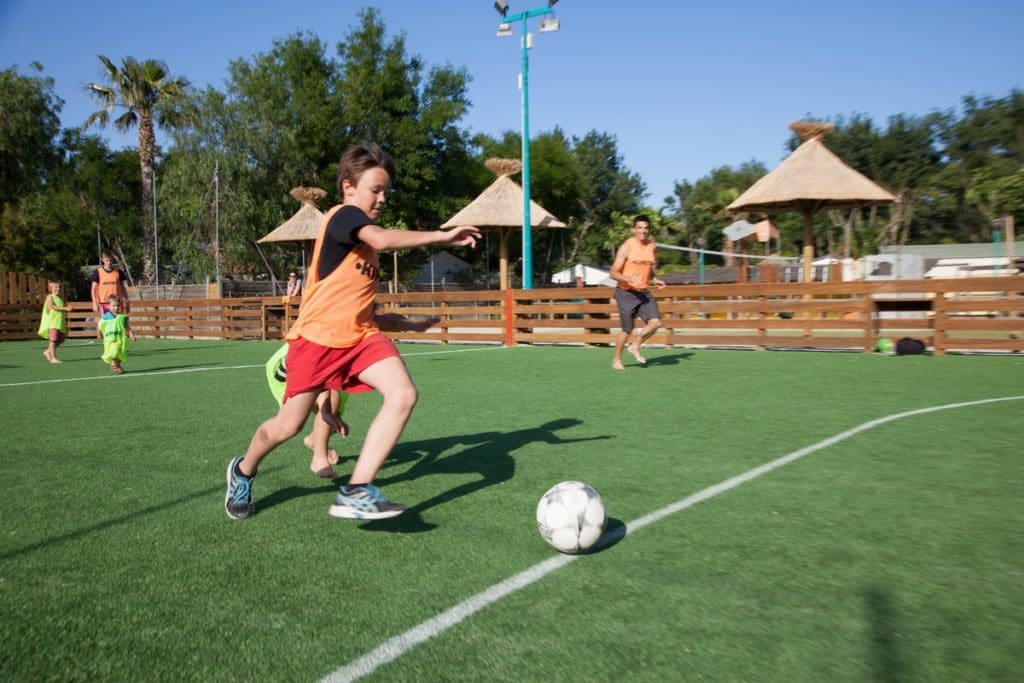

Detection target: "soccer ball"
[536, 481, 606, 554]
[876, 337, 895, 353]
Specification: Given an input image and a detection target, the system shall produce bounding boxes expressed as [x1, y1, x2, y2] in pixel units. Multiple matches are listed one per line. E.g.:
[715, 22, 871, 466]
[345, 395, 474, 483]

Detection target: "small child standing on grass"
[99, 295, 136, 374]
[38, 280, 71, 364]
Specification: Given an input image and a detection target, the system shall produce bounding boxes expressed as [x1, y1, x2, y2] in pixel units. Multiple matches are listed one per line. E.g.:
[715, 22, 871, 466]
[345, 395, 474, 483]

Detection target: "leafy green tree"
[0, 63, 62, 207]
[812, 113, 939, 255]
[337, 8, 474, 232]
[0, 131, 140, 294]
[163, 11, 476, 283]
[672, 162, 768, 263]
[935, 90, 1024, 240]
[567, 131, 646, 265]
[84, 56, 194, 282]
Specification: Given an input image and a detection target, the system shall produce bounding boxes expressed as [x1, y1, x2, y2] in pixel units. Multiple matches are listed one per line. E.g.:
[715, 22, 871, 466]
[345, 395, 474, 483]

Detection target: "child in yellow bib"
[99, 295, 136, 374]
[38, 280, 71, 364]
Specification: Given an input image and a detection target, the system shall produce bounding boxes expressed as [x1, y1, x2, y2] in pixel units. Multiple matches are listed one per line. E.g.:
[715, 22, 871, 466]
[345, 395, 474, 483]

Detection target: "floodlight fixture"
[494, 1, 509, 17]
[496, 22, 513, 36]
[538, 17, 559, 32]
[548, 0, 559, 6]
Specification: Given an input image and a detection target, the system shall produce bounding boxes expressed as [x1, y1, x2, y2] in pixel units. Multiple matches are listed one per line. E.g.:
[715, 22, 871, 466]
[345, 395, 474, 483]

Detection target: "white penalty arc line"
[0, 364, 264, 387]
[323, 394, 1024, 683]
[0, 345, 507, 388]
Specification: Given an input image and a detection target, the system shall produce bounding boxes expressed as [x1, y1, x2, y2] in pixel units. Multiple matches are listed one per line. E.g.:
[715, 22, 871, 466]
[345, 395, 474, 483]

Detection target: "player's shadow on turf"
[640, 351, 693, 367]
[360, 418, 612, 533]
[258, 483, 337, 511]
[863, 586, 910, 682]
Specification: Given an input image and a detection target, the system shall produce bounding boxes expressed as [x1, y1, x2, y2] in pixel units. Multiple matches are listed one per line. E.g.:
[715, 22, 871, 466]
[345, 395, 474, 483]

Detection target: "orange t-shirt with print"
[285, 205, 380, 349]
[616, 237, 656, 292]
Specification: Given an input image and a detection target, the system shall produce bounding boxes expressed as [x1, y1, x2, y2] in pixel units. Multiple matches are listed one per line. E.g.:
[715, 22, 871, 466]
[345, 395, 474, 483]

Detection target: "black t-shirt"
[317, 205, 373, 282]
[90, 267, 126, 285]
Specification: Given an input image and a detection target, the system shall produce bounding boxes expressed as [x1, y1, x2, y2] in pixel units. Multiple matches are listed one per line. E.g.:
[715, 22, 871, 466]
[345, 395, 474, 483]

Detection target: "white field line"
[0, 345, 507, 389]
[322, 394, 1024, 683]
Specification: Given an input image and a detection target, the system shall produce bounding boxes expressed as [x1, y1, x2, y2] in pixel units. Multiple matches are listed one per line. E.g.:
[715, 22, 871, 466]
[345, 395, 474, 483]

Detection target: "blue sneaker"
[225, 456, 255, 520]
[329, 483, 406, 520]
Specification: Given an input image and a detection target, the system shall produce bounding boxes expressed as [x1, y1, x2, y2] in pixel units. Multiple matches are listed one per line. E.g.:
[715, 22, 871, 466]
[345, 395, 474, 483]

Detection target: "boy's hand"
[317, 393, 347, 435]
[127, 329, 137, 341]
[443, 225, 481, 249]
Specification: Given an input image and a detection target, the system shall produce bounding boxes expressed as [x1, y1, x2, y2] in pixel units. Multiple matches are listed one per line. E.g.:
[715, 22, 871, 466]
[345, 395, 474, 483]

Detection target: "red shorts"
[284, 333, 399, 400]
[48, 329, 66, 345]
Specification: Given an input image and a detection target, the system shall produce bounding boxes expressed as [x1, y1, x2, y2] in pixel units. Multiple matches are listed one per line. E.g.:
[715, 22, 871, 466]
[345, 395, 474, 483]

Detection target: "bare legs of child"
[305, 391, 349, 478]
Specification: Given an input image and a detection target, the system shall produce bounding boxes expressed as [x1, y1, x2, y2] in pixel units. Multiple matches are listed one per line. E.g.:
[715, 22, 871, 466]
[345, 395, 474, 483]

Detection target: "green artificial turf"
[1, 338, 1022, 681]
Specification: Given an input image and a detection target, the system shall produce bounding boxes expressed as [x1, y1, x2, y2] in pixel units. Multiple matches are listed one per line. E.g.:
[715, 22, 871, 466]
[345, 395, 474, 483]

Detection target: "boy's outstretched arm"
[358, 224, 481, 252]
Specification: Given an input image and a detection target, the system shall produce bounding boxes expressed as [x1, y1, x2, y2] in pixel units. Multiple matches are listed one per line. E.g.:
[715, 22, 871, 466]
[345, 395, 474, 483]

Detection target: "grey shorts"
[614, 288, 660, 333]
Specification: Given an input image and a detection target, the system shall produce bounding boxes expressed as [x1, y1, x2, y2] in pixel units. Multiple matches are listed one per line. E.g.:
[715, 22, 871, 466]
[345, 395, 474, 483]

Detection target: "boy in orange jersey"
[609, 215, 666, 370]
[225, 143, 480, 520]
[90, 251, 130, 340]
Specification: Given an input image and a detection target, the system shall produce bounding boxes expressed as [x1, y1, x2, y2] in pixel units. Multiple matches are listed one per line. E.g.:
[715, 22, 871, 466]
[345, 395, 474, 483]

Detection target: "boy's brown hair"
[336, 142, 396, 194]
[106, 295, 121, 305]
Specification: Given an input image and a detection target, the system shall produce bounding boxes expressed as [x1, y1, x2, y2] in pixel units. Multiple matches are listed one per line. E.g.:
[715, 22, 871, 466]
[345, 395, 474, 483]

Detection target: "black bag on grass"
[895, 337, 926, 355]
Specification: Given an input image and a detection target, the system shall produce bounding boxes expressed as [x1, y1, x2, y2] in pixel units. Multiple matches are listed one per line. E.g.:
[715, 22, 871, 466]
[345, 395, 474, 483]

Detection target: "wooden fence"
[2, 277, 1022, 354]
[0, 269, 49, 305]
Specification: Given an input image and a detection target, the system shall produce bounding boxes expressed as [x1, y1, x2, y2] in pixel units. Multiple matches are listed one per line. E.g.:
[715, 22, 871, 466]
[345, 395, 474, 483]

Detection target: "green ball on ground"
[876, 337, 895, 353]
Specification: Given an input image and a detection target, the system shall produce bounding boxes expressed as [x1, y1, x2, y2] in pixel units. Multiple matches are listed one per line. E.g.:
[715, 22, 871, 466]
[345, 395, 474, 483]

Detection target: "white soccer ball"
[536, 481, 606, 554]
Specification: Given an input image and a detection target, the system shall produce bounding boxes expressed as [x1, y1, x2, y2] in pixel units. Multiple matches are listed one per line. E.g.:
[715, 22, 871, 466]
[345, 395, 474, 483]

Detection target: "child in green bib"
[99, 295, 136, 374]
[38, 280, 71, 364]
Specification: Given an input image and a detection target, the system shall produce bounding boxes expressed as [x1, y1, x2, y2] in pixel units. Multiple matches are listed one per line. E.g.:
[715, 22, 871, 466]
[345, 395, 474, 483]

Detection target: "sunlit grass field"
[1, 338, 1022, 681]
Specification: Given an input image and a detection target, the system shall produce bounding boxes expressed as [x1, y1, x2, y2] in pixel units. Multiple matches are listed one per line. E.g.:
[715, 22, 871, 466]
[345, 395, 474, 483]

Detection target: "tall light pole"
[495, 0, 560, 290]
[153, 160, 159, 294]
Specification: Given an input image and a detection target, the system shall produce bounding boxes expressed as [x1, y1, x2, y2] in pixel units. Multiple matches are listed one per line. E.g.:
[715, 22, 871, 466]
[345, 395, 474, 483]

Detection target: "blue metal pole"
[502, 6, 553, 289]
[520, 14, 532, 289]
[994, 225, 1002, 273]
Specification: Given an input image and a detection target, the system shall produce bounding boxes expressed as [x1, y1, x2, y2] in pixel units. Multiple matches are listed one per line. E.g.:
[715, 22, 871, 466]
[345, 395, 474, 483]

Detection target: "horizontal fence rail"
[2, 277, 1022, 354]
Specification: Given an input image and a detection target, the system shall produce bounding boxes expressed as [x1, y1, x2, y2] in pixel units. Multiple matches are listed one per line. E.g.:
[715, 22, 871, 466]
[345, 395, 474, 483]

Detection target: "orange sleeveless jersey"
[285, 205, 380, 348]
[617, 237, 656, 291]
[95, 268, 123, 302]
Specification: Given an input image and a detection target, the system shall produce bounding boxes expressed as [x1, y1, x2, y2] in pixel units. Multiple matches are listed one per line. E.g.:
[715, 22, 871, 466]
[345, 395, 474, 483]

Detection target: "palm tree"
[84, 56, 193, 284]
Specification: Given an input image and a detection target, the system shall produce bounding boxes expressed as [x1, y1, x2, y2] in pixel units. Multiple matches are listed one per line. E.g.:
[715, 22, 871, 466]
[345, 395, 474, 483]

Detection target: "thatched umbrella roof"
[441, 158, 566, 290]
[441, 159, 566, 229]
[257, 187, 327, 244]
[727, 122, 895, 280]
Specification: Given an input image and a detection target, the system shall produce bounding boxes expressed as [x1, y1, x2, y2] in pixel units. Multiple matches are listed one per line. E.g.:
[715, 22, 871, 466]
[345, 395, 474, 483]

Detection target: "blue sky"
[1, 0, 1022, 205]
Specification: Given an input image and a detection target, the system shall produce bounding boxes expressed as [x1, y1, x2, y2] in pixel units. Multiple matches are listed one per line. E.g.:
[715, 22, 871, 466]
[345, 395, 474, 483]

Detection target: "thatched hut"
[257, 187, 327, 270]
[441, 159, 566, 290]
[727, 122, 895, 281]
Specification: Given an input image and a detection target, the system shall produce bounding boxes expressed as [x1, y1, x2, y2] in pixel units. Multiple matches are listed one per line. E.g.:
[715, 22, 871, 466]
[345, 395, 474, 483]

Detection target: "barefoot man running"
[610, 215, 665, 370]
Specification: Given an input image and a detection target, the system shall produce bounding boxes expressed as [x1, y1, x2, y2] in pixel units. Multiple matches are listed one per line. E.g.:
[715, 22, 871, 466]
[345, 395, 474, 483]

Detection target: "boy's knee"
[649, 318, 662, 330]
[260, 416, 304, 445]
[389, 383, 418, 413]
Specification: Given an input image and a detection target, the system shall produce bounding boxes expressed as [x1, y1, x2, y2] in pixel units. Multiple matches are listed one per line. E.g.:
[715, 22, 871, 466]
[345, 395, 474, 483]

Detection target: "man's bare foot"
[628, 342, 647, 365]
[612, 360, 625, 370]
